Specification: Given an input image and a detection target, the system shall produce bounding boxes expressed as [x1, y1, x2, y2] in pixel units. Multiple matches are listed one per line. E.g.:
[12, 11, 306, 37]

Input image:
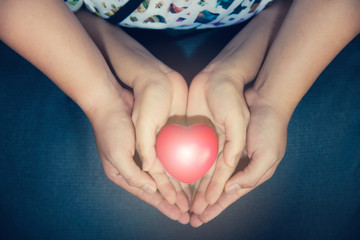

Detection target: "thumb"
[221, 93, 250, 168]
[225, 150, 277, 193]
[134, 116, 159, 172]
[222, 108, 248, 168]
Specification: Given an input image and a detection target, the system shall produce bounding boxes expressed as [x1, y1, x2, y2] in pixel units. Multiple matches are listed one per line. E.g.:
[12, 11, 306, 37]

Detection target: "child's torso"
[65, 0, 273, 29]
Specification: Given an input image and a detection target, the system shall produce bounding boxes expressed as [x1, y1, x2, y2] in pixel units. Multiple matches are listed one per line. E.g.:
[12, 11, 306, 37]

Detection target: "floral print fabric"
[65, 0, 273, 29]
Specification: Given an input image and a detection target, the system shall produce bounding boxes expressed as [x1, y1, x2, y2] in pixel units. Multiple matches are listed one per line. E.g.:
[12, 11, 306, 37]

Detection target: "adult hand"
[190, 88, 289, 227]
[87, 83, 190, 223]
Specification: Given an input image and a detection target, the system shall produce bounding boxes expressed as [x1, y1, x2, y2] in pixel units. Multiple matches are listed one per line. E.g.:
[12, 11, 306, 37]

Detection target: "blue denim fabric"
[0, 24, 359, 239]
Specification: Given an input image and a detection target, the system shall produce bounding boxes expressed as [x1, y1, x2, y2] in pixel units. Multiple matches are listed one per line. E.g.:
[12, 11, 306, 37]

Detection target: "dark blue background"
[1, 24, 359, 239]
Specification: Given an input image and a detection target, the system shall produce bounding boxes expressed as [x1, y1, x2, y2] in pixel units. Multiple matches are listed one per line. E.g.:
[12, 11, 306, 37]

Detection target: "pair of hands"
[71, 0, 293, 226]
[186, 67, 289, 227]
[86, 58, 289, 226]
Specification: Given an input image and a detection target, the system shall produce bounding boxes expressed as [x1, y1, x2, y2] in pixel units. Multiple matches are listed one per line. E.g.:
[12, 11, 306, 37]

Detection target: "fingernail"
[226, 184, 241, 194]
[229, 158, 236, 168]
[226, 155, 237, 168]
[142, 162, 150, 172]
[142, 183, 156, 194]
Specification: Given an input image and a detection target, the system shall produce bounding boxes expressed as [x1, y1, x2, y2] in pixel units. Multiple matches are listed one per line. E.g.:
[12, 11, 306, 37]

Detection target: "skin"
[1, 0, 359, 227]
[0, 0, 189, 223]
[189, 0, 360, 227]
[187, 0, 291, 225]
[74, 9, 191, 214]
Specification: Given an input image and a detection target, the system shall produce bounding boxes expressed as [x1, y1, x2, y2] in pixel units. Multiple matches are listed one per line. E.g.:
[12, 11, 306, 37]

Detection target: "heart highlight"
[156, 124, 218, 183]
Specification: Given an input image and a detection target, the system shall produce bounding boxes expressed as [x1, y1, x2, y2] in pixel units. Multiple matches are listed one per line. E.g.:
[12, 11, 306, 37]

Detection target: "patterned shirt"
[65, 0, 273, 29]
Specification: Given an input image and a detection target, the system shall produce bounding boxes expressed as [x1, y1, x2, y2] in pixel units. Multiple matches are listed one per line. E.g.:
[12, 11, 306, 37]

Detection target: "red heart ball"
[156, 124, 218, 184]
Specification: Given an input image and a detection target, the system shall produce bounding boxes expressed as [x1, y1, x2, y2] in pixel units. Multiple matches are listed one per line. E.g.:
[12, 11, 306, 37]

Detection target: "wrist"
[203, 61, 249, 87]
[245, 87, 294, 124]
[132, 68, 187, 97]
[77, 72, 127, 120]
[203, 1, 291, 86]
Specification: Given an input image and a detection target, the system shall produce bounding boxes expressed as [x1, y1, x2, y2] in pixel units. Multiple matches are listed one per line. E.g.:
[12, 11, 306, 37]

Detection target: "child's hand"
[87, 83, 190, 222]
[190, 88, 289, 227]
[131, 70, 190, 213]
[187, 70, 250, 216]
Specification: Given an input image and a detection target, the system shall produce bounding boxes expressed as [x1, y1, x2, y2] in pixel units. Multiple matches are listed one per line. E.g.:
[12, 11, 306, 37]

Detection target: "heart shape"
[156, 124, 218, 183]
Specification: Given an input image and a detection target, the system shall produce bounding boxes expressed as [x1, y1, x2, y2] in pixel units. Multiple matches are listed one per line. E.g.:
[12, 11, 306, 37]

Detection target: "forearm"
[75, 9, 170, 88]
[205, 0, 291, 84]
[0, 0, 122, 114]
[252, 0, 360, 117]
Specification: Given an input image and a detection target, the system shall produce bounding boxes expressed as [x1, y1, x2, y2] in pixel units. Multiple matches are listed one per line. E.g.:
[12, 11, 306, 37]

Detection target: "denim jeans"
[0, 24, 359, 240]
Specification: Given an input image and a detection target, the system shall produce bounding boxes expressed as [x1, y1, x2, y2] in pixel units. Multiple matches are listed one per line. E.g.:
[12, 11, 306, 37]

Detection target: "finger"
[190, 214, 203, 228]
[134, 116, 159, 172]
[107, 147, 157, 194]
[189, 180, 200, 207]
[178, 212, 190, 225]
[222, 105, 249, 168]
[200, 163, 279, 223]
[205, 152, 236, 205]
[168, 175, 190, 213]
[204, 77, 249, 167]
[102, 159, 181, 221]
[149, 160, 178, 205]
[180, 182, 192, 202]
[186, 75, 210, 117]
[191, 168, 214, 215]
[191, 178, 210, 215]
[132, 82, 171, 172]
[225, 150, 278, 192]
[200, 188, 250, 223]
